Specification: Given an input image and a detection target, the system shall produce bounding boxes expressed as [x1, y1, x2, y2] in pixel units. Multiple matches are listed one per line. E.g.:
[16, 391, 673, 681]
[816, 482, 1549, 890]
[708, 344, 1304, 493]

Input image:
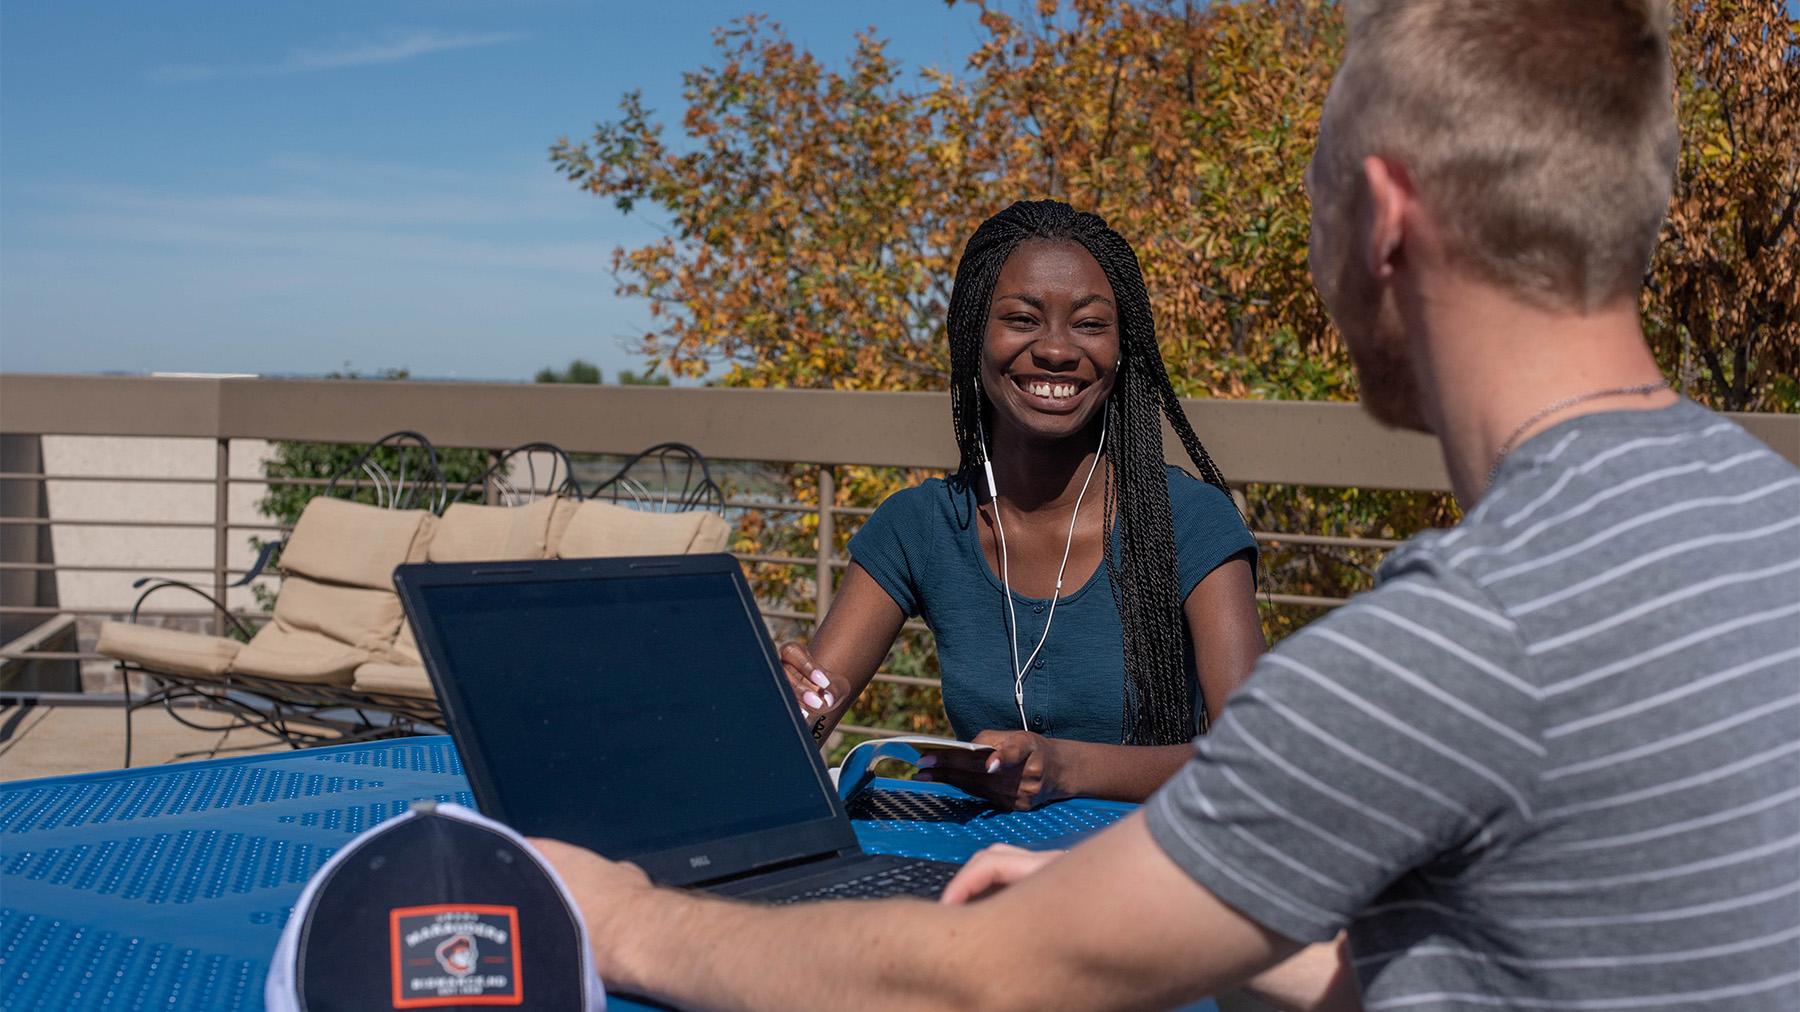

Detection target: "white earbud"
[977, 384, 1107, 731]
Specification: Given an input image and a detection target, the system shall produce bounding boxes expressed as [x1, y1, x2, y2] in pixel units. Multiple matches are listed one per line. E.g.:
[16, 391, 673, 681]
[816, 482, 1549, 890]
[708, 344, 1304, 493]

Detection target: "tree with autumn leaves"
[553, 0, 1793, 409]
[1653, 1, 1799, 411]
[553, 0, 1349, 399]
[551, 0, 1796, 741]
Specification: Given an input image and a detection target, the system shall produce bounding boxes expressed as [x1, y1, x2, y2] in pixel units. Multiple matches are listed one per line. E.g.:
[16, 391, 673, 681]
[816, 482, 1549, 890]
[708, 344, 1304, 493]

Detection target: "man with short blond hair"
[534, 1, 1800, 1007]
[1317, 0, 1679, 316]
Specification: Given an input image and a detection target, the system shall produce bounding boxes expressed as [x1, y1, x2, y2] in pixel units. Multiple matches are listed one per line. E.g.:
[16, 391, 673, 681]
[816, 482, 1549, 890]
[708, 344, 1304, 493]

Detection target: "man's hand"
[528, 838, 657, 987]
[940, 844, 1065, 904]
[915, 730, 1075, 810]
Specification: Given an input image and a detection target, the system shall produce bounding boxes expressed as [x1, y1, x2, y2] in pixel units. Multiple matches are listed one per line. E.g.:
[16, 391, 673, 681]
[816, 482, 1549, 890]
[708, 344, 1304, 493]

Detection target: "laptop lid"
[394, 554, 861, 888]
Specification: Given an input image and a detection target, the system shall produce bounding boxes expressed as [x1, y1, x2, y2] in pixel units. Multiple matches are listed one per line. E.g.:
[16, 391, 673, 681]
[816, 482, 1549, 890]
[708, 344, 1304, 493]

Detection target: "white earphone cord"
[982, 412, 1107, 730]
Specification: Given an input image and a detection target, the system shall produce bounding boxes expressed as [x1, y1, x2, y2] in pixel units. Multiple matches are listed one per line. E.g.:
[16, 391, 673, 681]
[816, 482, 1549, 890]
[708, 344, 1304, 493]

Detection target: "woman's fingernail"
[823, 691, 836, 707]
[809, 670, 831, 689]
[915, 756, 937, 769]
[803, 691, 823, 709]
[800, 708, 811, 719]
[986, 757, 1002, 774]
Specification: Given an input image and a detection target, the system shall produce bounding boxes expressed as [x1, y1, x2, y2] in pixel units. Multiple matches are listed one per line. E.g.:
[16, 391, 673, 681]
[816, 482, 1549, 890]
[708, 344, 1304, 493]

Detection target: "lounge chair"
[354, 444, 732, 702]
[99, 439, 734, 763]
[349, 442, 586, 702]
[97, 432, 448, 764]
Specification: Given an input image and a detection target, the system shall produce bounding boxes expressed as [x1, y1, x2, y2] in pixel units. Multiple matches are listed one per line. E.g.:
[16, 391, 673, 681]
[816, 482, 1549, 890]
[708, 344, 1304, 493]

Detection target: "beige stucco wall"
[41, 436, 280, 617]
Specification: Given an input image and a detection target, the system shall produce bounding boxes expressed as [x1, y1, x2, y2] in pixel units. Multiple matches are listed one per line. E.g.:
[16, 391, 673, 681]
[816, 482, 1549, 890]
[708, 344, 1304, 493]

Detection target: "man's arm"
[536, 812, 1302, 1012]
[938, 844, 1360, 1011]
[1242, 936, 1361, 1011]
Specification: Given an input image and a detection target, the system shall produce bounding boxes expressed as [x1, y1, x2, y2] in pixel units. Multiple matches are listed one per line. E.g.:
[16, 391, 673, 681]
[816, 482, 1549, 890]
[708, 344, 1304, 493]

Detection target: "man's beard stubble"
[1336, 256, 1431, 434]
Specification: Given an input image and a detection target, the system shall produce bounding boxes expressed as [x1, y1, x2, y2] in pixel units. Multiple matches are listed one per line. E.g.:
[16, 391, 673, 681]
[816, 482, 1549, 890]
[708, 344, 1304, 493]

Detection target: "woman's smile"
[1009, 372, 1093, 413]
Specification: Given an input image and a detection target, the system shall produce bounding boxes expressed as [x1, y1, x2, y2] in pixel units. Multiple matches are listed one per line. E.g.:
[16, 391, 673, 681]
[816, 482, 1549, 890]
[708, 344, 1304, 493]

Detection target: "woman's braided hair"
[946, 199, 1235, 745]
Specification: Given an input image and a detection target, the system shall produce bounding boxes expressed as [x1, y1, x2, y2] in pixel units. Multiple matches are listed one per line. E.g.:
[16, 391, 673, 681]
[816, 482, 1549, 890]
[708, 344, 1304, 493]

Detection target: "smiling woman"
[777, 200, 1266, 811]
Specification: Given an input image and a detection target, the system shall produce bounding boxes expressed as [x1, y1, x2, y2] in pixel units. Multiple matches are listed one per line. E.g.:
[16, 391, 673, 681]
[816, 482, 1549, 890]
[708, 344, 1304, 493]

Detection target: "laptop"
[393, 553, 960, 904]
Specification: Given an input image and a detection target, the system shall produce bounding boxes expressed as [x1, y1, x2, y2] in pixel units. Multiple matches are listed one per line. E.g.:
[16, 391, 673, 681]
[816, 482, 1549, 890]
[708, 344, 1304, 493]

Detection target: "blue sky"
[11, 4, 1792, 384]
[0, 1, 986, 382]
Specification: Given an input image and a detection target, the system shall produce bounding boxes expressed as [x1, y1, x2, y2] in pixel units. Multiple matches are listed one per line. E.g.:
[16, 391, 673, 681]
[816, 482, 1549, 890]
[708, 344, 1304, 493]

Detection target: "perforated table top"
[0, 736, 1141, 1011]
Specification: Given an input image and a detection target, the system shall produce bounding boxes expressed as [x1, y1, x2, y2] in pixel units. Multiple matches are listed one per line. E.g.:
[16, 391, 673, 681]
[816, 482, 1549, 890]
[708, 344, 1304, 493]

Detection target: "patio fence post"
[213, 438, 230, 636]
[815, 465, 834, 620]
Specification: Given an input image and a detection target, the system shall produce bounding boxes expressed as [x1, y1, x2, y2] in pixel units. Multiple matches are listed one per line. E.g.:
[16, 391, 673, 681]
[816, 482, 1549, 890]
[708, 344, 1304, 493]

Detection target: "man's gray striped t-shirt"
[1146, 399, 1800, 1009]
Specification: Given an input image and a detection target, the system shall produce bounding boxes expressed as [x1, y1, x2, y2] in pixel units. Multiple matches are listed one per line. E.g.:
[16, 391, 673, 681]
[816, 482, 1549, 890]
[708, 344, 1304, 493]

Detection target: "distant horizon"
[2, 365, 702, 385]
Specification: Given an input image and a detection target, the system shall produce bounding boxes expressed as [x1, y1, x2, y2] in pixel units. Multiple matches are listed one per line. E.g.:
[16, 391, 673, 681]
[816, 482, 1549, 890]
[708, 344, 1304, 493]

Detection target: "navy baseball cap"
[266, 801, 605, 1011]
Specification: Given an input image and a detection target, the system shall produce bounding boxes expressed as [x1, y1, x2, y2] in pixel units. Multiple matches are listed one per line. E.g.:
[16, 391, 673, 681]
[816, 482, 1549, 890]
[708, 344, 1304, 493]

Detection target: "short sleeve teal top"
[847, 466, 1256, 744]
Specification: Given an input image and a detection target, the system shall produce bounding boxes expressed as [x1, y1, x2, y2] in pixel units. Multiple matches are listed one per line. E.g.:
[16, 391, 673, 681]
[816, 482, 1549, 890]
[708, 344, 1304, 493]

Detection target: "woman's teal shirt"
[847, 466, 1256, 744]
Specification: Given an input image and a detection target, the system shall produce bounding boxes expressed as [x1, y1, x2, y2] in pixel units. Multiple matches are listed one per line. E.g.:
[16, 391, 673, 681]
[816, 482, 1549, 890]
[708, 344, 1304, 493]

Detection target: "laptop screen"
[415, 568, 841, 863]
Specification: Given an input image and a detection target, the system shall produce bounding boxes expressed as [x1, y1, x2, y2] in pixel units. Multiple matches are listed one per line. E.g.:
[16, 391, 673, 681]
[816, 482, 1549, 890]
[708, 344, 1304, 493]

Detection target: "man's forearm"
[602, 888, 996, 1011]
[583, 815, 1300, 1012]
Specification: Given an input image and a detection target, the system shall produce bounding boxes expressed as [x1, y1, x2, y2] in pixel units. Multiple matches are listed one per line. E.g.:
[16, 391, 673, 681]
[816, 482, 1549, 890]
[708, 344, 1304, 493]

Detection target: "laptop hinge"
[689, 847, 860, 891]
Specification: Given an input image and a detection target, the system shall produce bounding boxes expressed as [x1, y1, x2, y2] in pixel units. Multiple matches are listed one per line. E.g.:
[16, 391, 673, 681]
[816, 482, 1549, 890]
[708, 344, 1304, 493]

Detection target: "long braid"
[945, 199, 1232, 745]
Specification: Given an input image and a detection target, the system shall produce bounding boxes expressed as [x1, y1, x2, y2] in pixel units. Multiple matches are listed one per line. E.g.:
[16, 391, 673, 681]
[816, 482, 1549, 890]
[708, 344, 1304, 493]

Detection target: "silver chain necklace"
[1485, 379, 1668, 490]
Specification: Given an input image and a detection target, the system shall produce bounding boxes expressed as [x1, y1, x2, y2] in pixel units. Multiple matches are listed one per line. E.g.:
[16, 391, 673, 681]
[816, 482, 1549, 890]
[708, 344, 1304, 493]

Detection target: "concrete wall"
[41, 436, 279, 616]
[29, 436, 277, 687]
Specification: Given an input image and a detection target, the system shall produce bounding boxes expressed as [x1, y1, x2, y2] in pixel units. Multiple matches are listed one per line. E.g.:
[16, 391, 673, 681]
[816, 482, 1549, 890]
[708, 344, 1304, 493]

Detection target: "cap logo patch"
[390, 904, 523, 1007]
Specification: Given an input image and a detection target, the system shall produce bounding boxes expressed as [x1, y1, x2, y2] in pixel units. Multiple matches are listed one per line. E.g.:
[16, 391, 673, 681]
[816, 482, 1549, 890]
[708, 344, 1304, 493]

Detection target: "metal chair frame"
[454, 442, 582, 506]
[324, 429, 448, 513]
[585, 441, 725, 513]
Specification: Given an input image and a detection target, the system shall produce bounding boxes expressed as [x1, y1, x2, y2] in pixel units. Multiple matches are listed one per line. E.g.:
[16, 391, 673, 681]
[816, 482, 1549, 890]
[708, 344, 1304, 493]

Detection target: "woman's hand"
[915, 730, 1076, 811]
[773, 566, 906, 743]
[777, 640, 841, 725]
[940, 843, 1065, 904]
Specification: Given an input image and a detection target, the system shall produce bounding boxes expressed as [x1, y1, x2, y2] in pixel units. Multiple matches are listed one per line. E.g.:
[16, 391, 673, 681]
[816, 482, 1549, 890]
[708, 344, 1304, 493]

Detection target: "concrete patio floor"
[0, 702, 288, 782]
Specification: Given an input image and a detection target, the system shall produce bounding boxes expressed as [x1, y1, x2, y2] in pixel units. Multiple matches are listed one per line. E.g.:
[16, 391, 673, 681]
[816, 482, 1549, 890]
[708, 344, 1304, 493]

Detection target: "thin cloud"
[151, 29, 525, 83]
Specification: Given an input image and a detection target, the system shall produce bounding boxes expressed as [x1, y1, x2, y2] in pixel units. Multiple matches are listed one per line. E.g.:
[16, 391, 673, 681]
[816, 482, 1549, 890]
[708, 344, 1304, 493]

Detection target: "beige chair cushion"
[96, 622, 240, 678]
[353, 662, 436, 699]
[429, 496, 571, 563]
[231, 573, 401, 684]
[427, 502, 513, 562]
[554, 502, 733, 558]
[279, 497, 435, 590]
[547, 497, 580, 552]
[270, 575, 405, 654]
[230, 625, 366, 685]
[392, 617, 423, 664]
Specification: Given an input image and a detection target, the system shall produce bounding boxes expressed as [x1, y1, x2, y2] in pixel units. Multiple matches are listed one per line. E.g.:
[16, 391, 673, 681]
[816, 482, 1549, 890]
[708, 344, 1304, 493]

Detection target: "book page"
[835, 736, 996, 803]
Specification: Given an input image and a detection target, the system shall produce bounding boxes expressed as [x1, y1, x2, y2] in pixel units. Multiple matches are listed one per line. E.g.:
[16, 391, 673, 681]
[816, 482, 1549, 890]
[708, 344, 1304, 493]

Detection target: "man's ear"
[1362, 155, 1413, 282]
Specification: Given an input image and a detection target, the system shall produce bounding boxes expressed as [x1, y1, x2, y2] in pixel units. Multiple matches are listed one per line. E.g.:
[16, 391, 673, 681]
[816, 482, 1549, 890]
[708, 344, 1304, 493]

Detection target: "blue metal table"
[0, 736, 1170, 1011]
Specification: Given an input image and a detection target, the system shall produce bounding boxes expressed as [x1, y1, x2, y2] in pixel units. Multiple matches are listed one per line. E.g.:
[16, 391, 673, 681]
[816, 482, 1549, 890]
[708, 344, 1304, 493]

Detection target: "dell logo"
[688, 854, 712, 869]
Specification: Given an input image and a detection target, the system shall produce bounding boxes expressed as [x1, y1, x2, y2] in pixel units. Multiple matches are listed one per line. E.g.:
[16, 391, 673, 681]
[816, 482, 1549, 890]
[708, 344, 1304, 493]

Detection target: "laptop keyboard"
[766, 860, 960, 905]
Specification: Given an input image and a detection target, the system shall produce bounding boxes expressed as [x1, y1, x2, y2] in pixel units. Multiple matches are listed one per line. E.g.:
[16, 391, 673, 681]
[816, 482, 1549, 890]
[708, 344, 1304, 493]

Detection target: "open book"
[833, 735, 996, 803]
